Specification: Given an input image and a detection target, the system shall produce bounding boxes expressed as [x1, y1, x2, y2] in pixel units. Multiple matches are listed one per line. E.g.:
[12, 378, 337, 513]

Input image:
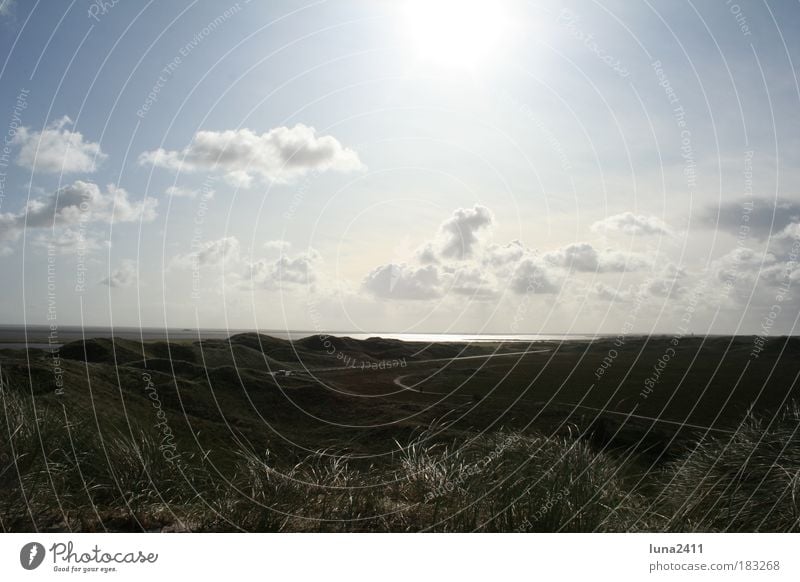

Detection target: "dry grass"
[2, 371, 798, 532]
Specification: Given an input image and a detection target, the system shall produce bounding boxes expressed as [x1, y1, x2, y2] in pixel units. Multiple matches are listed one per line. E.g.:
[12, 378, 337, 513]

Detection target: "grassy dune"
[2, 334, 798, 532]
[2, 380, 798, 532]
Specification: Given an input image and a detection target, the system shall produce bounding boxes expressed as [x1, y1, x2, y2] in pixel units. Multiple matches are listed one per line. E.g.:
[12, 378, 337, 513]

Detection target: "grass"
[2, 369, 798, 532]
[657, 404, 800, 532]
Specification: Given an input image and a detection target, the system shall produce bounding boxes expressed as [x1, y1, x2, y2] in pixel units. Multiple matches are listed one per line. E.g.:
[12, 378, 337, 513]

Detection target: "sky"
[1, 0, 799, 335]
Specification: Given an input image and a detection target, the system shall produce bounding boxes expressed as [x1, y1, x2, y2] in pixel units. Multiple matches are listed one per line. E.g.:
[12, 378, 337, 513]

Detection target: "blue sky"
[1, 0, 800, 335]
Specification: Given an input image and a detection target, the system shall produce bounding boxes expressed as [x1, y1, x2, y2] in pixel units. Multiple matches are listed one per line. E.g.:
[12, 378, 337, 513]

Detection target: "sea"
[0, 324, 602, 350]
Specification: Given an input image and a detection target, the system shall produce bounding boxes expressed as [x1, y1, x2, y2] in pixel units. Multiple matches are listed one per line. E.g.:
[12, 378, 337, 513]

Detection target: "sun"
[402, 0, 511, 70]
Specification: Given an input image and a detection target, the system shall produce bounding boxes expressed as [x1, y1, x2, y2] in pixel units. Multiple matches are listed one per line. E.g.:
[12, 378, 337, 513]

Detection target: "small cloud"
[165, 185, 207, 199]
[0, 181, 157, 246]
[12, 116, 107, 174]
[0, 0, 15, 17]
[32, 228, 104, 255]
[101, 260, 137, 288]
[591, 212, 672, 236]
[249, 248, 320, 290]
[172, 236, 240, 268]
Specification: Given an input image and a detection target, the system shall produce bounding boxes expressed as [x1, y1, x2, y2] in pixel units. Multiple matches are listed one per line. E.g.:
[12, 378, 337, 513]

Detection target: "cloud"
[509, 257, 561, 294]
[263, 240, 291, 253]
[416, 205, 494, 265]
[171, 236, 242, 270]
[713, 247, 774, 285]
[543, 242, 649, 272]
[441, 264, 498, 298]
[138, 124, 363, 187]
[705, 198, 800, 239]
[249, 248, 321, 289]
[361, 205, 505, 301]
[437, 205, 493, 259]
[101, 260, 137, 288]
[165, 185, 207, 199]
[769, 223, 800, 258]
[12, 116, 107, 174]
[31, 228, 104, 254]
[590, 282, 630, 302]
[483, 240, 528, 268]
[709, 246, 800, 304]
[171, 236, 321, 293]
[0, 181, 157, 244]
[363, 263, 441, 300]
[641, 263, 687, 298]
[361, 207, 657, 303]
[591, 212, 672, 236]
[0, 0, 15, 17]
[198, 236, 240, 265]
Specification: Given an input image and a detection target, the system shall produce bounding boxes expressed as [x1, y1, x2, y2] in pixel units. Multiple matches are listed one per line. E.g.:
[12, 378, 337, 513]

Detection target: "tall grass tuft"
[660, 404, 800, 532]
[396, 430, 650, 532]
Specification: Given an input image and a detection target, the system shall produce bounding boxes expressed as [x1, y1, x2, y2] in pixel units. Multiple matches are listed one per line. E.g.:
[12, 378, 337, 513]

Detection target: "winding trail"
[391, 354, 734, 435]
[299, 348, 553, 375]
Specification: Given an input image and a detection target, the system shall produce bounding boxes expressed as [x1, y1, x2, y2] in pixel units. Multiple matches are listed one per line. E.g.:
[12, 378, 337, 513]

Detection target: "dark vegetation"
[1, 334, 798, 532]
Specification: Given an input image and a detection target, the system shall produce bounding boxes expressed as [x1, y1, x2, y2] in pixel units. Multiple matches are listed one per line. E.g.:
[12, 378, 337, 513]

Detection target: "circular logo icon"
[20, 542, 46, 570]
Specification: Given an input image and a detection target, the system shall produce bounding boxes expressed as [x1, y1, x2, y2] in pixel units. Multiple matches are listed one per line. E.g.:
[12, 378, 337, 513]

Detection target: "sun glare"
[403, 0, 511, 70]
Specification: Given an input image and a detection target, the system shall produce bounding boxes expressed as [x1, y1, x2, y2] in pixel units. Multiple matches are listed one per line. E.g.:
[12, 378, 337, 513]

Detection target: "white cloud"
[591, 212, 672, 236]
[138, 124, 363, 187]
[0, 181, 157, 244]
[12, 116, 107, 174]
[101, 260, 137, 288]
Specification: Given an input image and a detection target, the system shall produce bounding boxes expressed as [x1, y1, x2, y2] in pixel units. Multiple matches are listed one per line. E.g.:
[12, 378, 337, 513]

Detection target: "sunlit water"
[0, 324, 602, 349]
